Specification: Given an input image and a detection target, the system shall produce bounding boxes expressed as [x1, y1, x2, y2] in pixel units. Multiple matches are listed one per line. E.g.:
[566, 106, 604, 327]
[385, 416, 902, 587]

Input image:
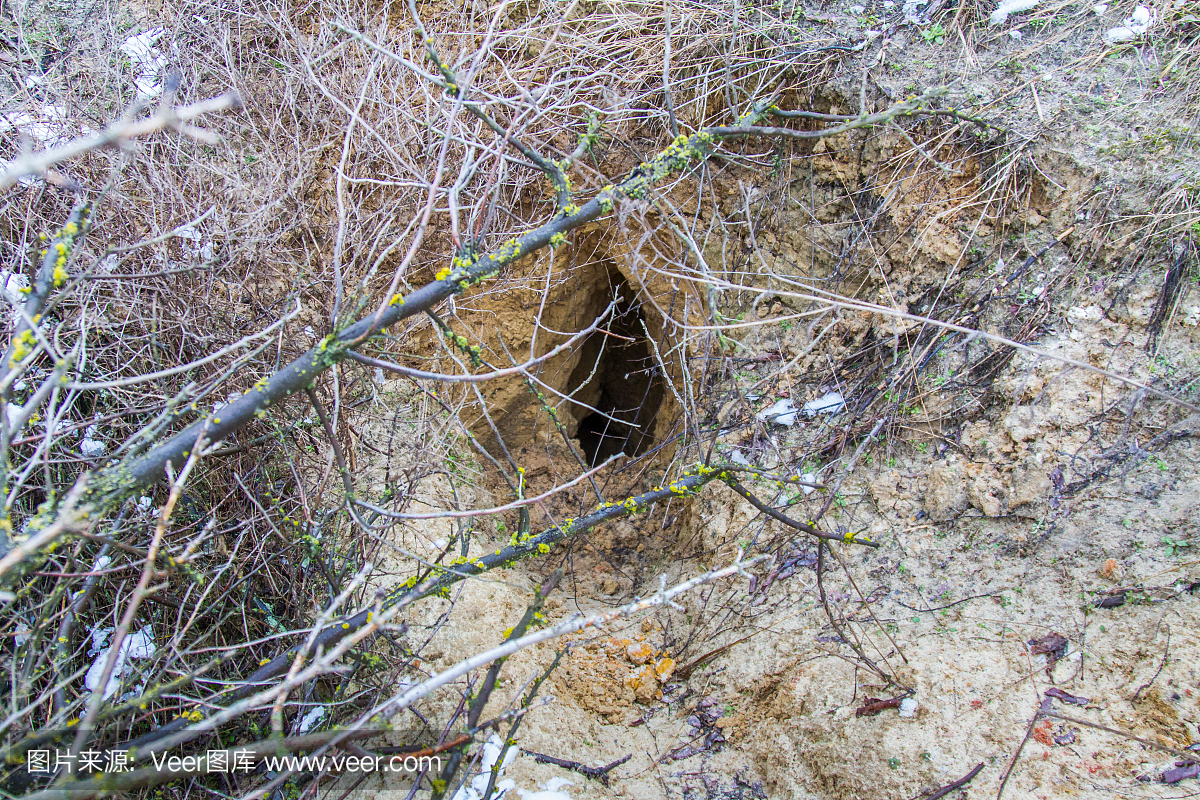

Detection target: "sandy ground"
[346, 110, 1200, 800]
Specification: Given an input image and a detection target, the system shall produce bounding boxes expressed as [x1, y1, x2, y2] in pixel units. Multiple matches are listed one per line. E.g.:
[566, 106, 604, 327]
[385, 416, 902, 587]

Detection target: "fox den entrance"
[566, 271, 664, 466]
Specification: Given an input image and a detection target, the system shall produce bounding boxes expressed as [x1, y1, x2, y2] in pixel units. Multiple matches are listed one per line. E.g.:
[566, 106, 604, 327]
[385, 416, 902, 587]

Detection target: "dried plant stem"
[0, 91, 240, 190]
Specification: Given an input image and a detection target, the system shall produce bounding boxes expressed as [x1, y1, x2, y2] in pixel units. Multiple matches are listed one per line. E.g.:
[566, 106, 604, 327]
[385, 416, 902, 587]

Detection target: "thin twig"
[917, 762, 984, 800]
[0, 91, 240, 190]
[522, 751, 631, 787]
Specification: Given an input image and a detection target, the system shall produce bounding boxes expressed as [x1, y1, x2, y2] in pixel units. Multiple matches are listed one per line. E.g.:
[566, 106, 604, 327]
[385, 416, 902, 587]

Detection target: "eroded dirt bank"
[303, 2, 1200, 798]
[351, 90, 1198, 800]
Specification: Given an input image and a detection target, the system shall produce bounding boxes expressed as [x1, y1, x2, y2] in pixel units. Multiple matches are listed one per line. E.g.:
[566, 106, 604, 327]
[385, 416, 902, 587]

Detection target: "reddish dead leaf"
[1030, 632, 1069, 672]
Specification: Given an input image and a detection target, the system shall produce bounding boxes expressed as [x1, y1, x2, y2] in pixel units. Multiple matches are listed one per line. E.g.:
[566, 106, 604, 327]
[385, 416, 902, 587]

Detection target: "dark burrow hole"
[568, 272, 664, 466]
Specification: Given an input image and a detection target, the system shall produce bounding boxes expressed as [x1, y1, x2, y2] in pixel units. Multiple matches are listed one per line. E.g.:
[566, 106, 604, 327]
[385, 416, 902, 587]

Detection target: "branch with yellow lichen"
[219, 465, 872, 688]
[17, 557, 762, 800]
[84, 463, 871, 758]
[0, 86, 946, 584]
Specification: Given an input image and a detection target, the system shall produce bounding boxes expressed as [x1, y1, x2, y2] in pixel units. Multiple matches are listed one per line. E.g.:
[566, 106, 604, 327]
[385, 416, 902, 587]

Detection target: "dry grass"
[1, 0, 1199, 796]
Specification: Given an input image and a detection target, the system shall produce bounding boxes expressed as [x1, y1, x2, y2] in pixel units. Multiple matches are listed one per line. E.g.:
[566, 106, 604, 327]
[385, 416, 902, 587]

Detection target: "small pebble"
[627, 641, 654, 665]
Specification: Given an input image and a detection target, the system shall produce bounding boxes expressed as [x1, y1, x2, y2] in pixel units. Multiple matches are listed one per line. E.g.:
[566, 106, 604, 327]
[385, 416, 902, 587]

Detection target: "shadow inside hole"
[567, 272, 664, 466]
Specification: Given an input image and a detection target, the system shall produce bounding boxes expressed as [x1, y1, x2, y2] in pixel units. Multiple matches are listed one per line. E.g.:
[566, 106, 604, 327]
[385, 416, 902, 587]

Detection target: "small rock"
[628, 665, 660, 703]
[627, 641, 655, 665]
[899, 698, 918, 718]
[1104, 25, 1137, 42]
[966, 461, 1005, 517]
[923, 459, 969, 521]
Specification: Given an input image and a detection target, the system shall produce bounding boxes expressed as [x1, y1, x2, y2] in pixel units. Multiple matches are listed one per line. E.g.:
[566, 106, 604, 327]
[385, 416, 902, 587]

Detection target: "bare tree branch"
[0, 91, 241, 190]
